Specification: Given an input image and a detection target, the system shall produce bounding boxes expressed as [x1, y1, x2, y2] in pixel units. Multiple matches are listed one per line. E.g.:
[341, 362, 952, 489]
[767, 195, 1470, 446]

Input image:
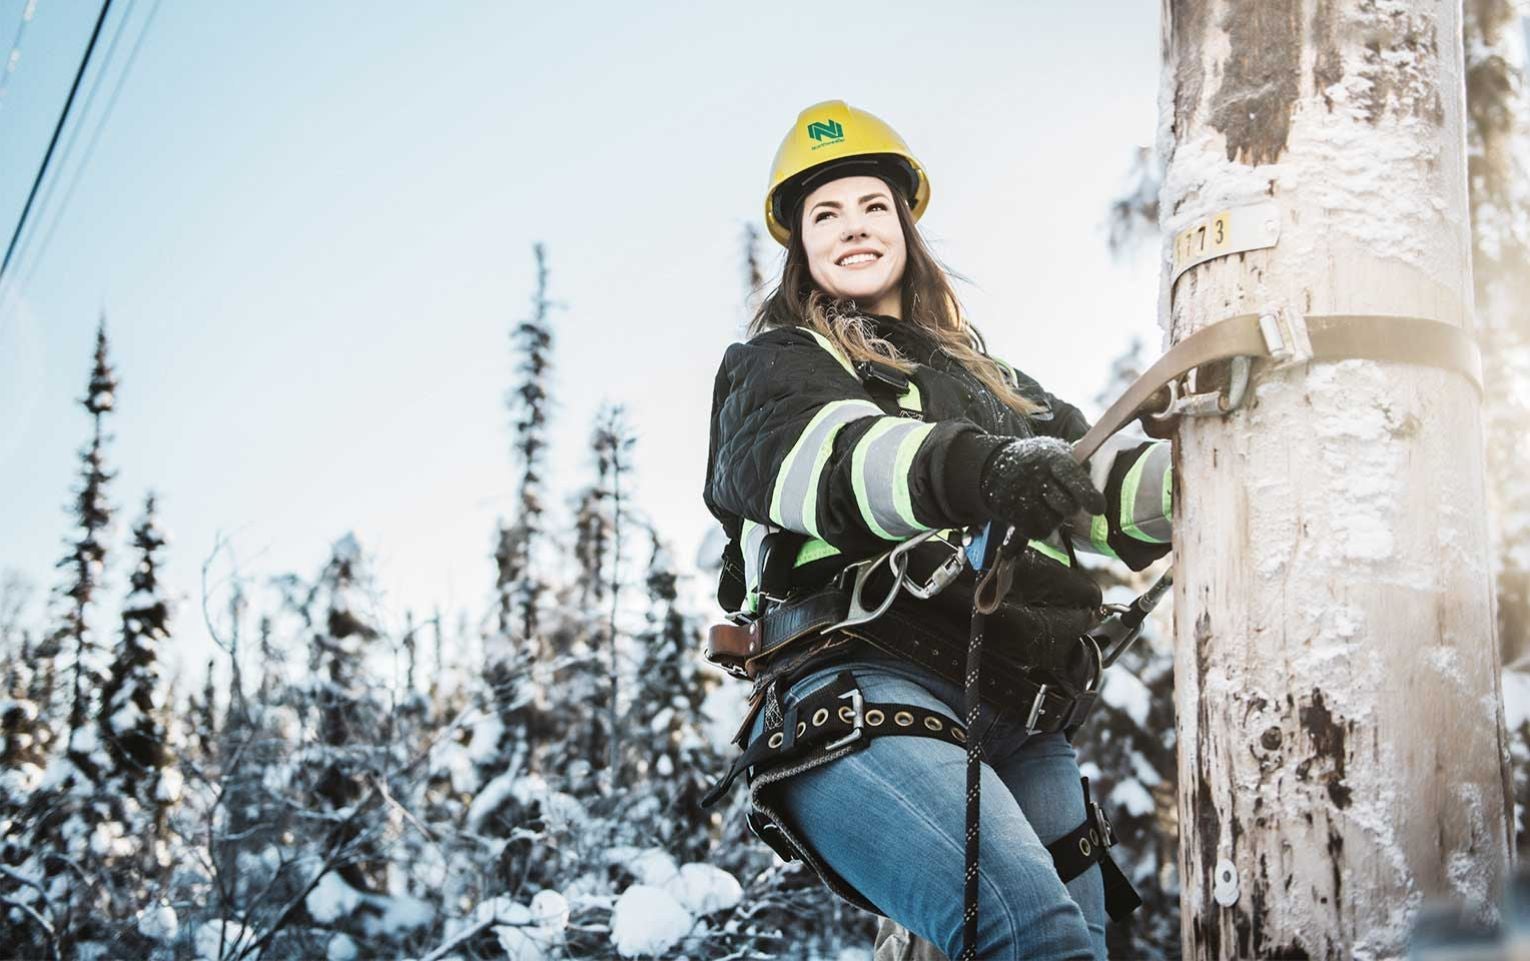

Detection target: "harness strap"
[700, 669, 970, 809]
[840, 606, 1098, 737]
[703, 598, 1100, 812]
[702, 670, 1145, 934]
[1074, 312, 1481, 464]
[1045, 777, 1143, 923]
[976, 313, 1481, 618]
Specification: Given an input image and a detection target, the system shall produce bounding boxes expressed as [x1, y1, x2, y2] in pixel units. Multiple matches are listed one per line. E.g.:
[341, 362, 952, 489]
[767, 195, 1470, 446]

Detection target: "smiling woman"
[698, 100, 1173, 961]
[799, 177, 907, 315]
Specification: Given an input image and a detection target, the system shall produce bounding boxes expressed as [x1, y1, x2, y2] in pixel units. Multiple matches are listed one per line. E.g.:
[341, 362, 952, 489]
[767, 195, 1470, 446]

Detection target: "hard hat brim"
[769, 154, 922, 244]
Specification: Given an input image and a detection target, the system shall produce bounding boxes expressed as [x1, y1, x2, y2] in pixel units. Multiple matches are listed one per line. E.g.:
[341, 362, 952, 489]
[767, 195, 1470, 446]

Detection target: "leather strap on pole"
[976, 313, 1481, 616]
[1072, 313, 1482, 464]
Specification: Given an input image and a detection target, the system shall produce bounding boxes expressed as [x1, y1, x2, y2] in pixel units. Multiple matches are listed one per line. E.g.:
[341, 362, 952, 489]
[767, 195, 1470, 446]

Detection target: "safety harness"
[700, 667, 1143, 922]
[701, 347, 1156, 946]
[704, 307, 1483, 961]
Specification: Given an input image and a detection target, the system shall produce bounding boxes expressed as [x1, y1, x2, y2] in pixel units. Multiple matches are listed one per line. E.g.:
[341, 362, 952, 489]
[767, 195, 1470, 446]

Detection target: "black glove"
[978, 436, 1107, 541]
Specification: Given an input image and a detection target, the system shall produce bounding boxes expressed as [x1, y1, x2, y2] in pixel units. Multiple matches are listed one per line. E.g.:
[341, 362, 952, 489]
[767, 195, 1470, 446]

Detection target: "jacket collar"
[861, 311, 944, 366]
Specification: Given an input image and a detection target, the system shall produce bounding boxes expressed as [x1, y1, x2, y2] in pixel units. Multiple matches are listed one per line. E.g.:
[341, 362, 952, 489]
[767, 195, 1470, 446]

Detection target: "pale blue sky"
[0, 1, 1162, 678]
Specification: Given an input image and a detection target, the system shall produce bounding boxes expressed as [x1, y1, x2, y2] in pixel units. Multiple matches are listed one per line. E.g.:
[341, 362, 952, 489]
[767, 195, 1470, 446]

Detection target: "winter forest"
[5, 3, 1530, 961]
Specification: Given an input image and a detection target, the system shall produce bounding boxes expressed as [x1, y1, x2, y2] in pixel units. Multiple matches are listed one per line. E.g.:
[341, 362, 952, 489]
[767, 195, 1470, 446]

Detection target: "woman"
[700, 101, 1172, 961]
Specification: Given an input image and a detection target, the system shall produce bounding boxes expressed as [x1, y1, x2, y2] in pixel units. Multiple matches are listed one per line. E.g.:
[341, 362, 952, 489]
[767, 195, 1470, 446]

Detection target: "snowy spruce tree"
[617, 530, 723, 863]
[0, 320, 133, 960]
[452, 521, 559, 906]
[1, 574, 47, 803]
[292, 534, 394, 925]
[592, 405, 635, 793]
[556, 404, 635, 797]
[96, 493, 179, 877]
[507, 241, 557, 655]
[53, 318, 119, 771]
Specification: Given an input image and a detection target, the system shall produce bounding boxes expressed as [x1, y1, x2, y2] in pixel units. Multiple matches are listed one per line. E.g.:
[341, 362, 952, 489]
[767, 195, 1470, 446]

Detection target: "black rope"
[959, 597, 986, 961]
[959, 527, 1006, 961]
[0, 0, 116, 285]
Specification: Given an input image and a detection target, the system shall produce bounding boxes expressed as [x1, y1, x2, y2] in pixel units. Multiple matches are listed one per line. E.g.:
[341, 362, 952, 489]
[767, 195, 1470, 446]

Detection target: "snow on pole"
[1158, 1, 1511, 958]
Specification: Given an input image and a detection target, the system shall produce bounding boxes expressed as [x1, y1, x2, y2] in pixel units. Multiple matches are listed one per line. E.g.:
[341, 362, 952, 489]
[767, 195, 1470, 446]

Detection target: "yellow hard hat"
[764, 100, 930, 246]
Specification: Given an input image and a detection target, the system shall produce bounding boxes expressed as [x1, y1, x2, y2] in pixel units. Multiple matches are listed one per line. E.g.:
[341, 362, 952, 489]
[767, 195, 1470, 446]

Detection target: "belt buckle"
[1091, 801, 1116, 848]
[1024, 682, 1051, 735]
[824, 688, 865, 751]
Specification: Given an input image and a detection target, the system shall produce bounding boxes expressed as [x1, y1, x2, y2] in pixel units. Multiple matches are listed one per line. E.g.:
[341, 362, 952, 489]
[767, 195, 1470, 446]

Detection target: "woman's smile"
[835, 249, 882, 268]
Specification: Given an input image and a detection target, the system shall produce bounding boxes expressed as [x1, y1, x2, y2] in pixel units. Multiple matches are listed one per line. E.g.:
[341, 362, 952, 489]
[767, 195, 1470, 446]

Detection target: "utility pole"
[1465, 0, 1530, 663]
[1160, 2, 1512, 958]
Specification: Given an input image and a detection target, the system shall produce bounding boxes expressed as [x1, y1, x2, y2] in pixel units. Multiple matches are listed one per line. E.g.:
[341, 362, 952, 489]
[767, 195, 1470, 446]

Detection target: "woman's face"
[799, 174, 908, 318]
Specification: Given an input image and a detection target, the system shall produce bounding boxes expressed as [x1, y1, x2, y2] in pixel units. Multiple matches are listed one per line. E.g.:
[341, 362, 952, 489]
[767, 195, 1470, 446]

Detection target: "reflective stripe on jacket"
[703, 318, 1172, 617]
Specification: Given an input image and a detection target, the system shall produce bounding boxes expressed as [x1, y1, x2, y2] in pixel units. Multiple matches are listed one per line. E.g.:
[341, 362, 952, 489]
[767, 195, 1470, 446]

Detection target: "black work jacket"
[703, 315, 1153, 676]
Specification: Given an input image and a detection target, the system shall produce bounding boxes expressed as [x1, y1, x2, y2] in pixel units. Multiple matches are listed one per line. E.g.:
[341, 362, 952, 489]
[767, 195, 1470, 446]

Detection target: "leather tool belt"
[707, 587, 1100, 738]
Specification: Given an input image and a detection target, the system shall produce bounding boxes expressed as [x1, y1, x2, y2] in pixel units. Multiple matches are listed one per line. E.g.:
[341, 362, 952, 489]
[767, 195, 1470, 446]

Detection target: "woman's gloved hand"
[978, 437, 1106, 541]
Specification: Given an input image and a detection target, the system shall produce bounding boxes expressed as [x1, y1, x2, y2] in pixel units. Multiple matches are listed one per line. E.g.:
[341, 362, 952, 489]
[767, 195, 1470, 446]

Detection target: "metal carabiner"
[820, 545, 912, 635]
[895, 529, 967, 601]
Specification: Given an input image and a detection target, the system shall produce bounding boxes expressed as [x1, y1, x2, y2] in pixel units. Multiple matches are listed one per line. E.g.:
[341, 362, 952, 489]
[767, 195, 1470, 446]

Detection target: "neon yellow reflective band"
[1163, 463, 1173, 522]
[899, 380, 923, 415]
[1028, 539, 1070, 565]
[890, 421, 937, 530]
[769, 399, 881, 537]
[1090, 513, 1119, 559]
[803, 328, 857, 377]
[795, 538, 842, 566]
[1120, 448, 1170, 545]
[851, 418, 905, 540]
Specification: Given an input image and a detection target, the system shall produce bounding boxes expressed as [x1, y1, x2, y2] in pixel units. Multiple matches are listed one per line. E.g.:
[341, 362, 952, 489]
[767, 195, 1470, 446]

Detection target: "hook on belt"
[820, 529, 967, 635]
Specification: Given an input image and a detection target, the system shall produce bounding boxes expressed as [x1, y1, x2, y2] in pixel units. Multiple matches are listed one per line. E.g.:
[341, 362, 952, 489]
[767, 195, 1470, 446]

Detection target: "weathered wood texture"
[1465, 0, 1530, 665]
[1159, 1, 1513, 958]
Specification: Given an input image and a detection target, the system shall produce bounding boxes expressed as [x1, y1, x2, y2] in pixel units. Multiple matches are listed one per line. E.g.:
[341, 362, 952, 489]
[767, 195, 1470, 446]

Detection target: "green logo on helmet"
[807, 119, 844, 143]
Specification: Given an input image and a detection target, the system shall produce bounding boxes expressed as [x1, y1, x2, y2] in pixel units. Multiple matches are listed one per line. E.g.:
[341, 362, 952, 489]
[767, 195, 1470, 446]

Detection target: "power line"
[0, 0, 115, 288]
[0, 0, 40, 112]
[16, 0, 160, 290]
[11, 0, 138, 280]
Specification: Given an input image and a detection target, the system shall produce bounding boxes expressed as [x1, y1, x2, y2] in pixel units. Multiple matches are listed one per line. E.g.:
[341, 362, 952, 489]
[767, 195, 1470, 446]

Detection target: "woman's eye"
[814, 210, 835, 223]
[868, 202, 888, 212]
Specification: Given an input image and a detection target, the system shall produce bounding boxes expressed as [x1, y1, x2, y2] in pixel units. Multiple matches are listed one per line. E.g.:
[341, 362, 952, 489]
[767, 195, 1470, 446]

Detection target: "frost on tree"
[294, 534, 393, 919]
[0, 320, 135, 960]
[97, 493, 178, 869]
[506, 242, 557, 656]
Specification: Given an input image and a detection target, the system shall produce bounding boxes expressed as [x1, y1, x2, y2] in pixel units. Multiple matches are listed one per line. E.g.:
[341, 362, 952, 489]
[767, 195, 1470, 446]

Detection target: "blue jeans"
[747, 650, 1106, 961]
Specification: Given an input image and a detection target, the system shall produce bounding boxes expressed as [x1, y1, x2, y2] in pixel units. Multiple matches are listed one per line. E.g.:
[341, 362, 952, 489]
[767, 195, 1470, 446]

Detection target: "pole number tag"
[1170, 202, 1280, 283]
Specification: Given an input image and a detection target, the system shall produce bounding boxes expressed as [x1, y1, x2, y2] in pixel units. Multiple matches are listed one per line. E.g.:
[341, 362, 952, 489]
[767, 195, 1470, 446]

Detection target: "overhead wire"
[0, 0, 115, 288]
[14, 0, 160, 292]
[0, 0, 40, 112]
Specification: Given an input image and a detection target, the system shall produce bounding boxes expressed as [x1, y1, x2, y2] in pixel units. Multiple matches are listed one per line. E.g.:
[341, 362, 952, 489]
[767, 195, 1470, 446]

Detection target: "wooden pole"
[1160, 1, 1513, 956]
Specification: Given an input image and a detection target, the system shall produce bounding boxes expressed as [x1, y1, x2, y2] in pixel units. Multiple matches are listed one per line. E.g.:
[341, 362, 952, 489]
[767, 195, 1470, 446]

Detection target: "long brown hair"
[749, 188, 1042, 417]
